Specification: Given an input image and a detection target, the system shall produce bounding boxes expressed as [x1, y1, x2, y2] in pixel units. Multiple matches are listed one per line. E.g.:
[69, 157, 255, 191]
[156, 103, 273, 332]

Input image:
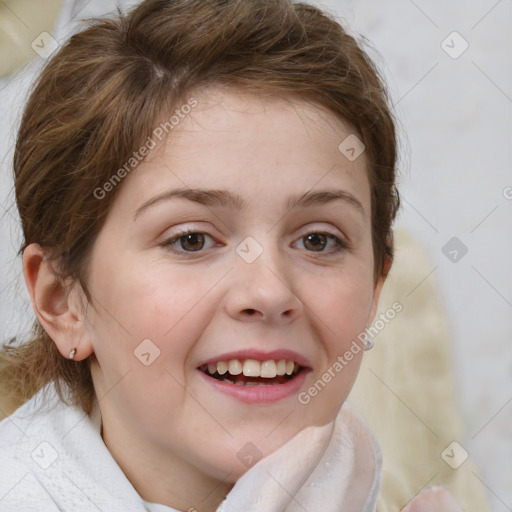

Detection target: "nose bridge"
[226, 234, 302, 323]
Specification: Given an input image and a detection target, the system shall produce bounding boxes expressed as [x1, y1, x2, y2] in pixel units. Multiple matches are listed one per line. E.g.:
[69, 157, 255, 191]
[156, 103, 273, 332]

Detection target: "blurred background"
[331, 1, 512, 509]
[333, 2, 512, 509]
[0, 0, 511, 510]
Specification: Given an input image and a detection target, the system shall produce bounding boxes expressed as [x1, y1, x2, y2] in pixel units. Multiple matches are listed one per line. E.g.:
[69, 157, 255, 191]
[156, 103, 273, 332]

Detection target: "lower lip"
[198, 369, 310, 404]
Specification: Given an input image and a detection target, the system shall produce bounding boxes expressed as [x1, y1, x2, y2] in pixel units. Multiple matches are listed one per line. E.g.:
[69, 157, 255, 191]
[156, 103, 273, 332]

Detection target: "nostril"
[244, 308, 257, 315]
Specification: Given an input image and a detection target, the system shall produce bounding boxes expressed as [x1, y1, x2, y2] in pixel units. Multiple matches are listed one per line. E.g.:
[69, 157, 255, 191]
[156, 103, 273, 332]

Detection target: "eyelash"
[160, 228, 349, 256]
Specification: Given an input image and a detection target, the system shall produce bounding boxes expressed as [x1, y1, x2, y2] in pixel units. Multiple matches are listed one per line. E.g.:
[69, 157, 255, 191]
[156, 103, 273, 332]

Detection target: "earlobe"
[367, 275, 384, 326]
[22, 243, 93, 361]
[367, 254, 392, 325]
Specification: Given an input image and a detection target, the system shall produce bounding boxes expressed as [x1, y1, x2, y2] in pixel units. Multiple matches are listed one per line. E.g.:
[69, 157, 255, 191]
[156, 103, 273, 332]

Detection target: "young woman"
[0, 1, 464, 510]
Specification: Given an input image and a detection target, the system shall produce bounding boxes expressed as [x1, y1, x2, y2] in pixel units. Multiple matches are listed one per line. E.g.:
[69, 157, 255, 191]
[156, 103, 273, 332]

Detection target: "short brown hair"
[0, 0, 400, 417]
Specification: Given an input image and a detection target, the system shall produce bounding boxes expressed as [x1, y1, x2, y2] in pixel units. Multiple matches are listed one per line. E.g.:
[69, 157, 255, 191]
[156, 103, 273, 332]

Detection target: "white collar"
[5, 382, 381, 512]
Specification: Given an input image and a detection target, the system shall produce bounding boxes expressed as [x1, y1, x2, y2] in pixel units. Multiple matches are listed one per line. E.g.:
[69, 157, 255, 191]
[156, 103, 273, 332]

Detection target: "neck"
[100, 422, 233, 512]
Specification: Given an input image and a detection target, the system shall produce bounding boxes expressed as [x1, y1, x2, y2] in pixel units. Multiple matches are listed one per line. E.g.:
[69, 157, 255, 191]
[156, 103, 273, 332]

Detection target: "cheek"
[310, 269, 374, 349]
[124, 265, 219, 339]
[88, 258, 222, 366]
[296, 265, 373, 423]
[90, 254, 181, 330]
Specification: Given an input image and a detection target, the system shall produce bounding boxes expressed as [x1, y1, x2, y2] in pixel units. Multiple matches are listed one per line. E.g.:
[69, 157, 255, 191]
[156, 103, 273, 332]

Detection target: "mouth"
[198, 358, 303, 387]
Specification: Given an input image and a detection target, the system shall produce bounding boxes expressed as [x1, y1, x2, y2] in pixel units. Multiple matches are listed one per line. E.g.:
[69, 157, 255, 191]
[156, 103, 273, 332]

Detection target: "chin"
[188, 428, 296, 483]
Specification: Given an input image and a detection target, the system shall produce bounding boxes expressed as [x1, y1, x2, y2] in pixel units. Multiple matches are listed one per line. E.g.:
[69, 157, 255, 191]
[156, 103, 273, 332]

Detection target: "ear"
[367, 253, 392, 325]
[22, 243, 94, 361]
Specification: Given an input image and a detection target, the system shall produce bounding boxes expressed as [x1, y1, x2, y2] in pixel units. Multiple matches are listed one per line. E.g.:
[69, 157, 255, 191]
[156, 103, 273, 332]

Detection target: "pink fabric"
[217, 402, 382, 512]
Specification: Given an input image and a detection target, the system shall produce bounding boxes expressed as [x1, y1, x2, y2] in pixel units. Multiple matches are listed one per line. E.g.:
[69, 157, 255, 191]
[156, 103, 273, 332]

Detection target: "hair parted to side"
[0, 0, 400, 418]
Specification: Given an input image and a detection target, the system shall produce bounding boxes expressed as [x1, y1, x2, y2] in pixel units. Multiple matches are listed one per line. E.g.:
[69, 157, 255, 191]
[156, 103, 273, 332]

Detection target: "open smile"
[199, 358, 302, 386]
[197, 351, 311, 403]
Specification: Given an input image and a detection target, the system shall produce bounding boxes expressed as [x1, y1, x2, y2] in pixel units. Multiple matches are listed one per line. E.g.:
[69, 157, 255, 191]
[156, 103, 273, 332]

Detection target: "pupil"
[182, 233, 204, 251]
[304, 233, 326, 251]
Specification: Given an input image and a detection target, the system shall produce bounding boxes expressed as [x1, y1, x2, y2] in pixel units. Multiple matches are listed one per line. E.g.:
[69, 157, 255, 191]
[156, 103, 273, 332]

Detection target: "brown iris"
[303, 233, 328, 251]
[179, 233, 205, 251]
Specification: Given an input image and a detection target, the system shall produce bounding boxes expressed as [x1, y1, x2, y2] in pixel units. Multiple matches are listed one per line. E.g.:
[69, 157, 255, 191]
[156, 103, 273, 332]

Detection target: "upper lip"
[197, 349, 312, 368]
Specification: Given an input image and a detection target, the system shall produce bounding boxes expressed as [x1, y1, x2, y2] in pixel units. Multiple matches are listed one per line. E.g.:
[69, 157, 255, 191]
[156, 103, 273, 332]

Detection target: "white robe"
[0, 381, 382, 511]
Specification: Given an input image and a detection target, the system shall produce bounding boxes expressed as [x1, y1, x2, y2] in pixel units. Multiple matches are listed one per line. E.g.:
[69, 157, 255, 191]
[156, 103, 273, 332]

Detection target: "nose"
[224, 245, 303, 325]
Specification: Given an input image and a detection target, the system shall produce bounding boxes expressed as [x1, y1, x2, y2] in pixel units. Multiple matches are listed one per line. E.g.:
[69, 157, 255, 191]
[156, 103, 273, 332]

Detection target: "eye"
[161, 230, 217, 253]
[294, 232, 347, 253]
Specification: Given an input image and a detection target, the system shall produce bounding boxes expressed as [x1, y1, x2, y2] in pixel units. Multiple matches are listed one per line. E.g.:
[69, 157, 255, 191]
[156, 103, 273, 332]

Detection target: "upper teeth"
[204, 359, 299, 378]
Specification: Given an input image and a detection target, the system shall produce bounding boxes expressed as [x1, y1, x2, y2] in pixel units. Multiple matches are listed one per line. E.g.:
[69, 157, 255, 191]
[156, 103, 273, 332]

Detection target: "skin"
[402, 487, 465, 512]
[23, 86, 389, 511]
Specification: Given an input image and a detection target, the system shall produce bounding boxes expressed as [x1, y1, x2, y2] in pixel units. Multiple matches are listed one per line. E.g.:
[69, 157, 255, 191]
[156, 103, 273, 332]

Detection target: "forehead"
[111, 86, 371, 219]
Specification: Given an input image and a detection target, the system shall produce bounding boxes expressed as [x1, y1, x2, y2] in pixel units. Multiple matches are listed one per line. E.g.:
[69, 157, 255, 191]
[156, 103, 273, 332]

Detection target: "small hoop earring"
[362, 333, 374, 351]
[68, 348, 77, 360]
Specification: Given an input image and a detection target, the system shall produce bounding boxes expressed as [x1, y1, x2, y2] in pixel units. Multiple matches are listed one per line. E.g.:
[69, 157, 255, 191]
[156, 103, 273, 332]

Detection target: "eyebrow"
[133, 187, 365, 219]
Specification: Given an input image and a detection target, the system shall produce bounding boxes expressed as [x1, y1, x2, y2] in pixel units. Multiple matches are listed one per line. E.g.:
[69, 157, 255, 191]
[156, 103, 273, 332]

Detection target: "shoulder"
[0, 386, 70, 511]
[0, 382, 149, 512]
[0, 382, 62, 450]
[0, 466, 61, 511]
[0, 418, 61, 511]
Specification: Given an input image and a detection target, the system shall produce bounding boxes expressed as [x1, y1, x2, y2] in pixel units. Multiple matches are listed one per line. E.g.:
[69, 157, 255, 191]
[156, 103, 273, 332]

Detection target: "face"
[80, 87, 384, 506]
